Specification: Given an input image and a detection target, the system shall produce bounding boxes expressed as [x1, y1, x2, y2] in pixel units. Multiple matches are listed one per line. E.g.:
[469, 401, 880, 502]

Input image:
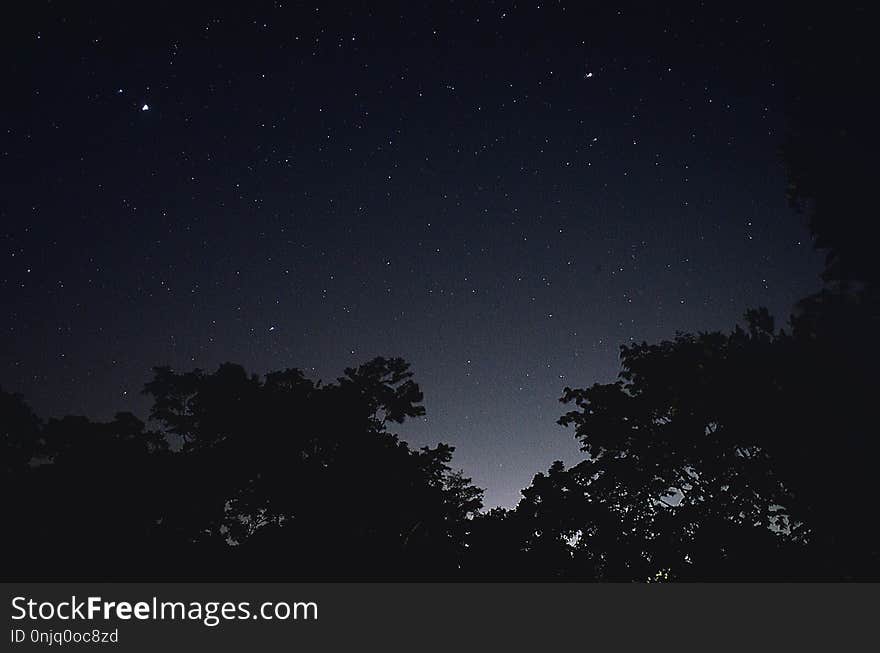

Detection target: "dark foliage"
[2, 358, 482, 580]
[466, 300, 879, 580]
[781, 6, 875, 286]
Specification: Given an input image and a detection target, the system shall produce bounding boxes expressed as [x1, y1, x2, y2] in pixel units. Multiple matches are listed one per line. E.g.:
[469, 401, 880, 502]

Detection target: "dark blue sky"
[1, 2, 823, 507]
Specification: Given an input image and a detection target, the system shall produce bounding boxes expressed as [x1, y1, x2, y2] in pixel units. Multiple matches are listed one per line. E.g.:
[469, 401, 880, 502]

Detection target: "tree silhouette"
[3, 358, 483, 580]
[5, 406, 169, 577]
[782, 7, 874, 287]
[466, 313, 802, 580]
[776, 5, 880, 577]
[475, 297, 879, 581]
[1, 388, 41, 477]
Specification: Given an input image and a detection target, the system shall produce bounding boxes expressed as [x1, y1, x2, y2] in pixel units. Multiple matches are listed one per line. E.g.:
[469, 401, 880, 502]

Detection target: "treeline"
[468, 293, 880, 580]
[3, 277, 877, 580]
[2, 358, 482, 579]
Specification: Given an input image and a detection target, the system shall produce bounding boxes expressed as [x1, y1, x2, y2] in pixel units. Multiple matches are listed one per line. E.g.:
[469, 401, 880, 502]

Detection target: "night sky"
[2, 3, 823, 507]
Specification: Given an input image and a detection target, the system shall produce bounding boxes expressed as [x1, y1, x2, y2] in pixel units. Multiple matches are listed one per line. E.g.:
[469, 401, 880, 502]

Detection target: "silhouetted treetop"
[3, 357, 482, 580]
[1, 387, 41, 476]
[465, 304, 880, 581]
[782, 7, 875, 286]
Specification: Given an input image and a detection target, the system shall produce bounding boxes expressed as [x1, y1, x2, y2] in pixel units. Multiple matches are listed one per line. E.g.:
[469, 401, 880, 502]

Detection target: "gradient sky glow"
[1, 3, 823, 507]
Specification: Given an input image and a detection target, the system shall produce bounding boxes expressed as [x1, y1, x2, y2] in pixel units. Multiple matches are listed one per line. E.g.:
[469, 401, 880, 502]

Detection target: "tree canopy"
[3, 358, 482, 580]
[466, 304, 879, 580]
